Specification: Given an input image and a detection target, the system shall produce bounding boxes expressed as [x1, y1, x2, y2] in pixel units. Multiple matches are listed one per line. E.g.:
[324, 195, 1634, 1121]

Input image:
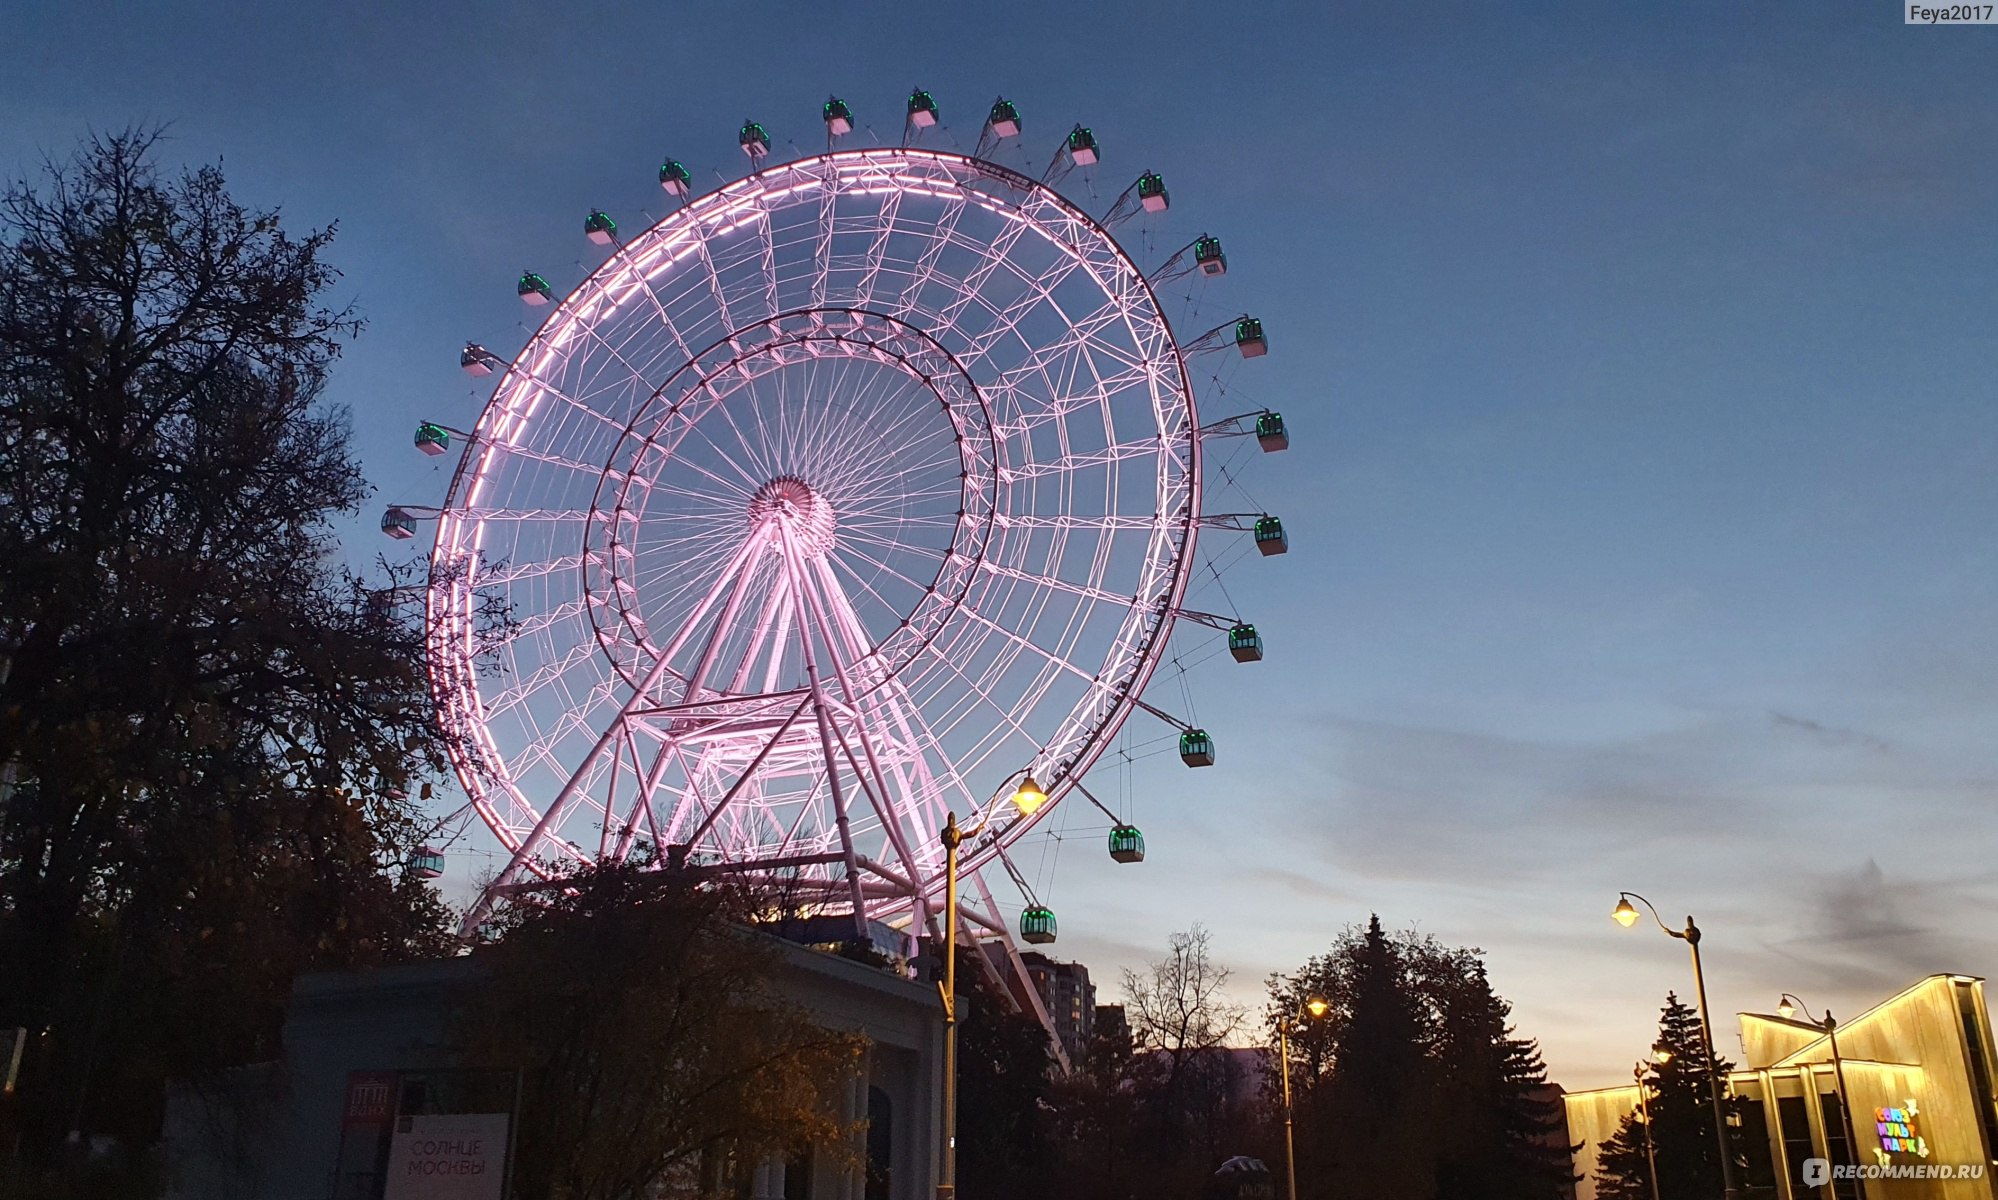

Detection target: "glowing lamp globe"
[1010, 775, 1047, 817]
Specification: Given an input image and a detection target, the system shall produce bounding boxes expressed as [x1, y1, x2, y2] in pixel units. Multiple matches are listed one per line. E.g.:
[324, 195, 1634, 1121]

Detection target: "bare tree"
[1121, 924, 1246, 1138]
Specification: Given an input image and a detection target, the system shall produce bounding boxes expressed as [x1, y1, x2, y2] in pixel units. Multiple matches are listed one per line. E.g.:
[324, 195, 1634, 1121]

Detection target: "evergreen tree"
[1313, 915, 1438, 1200]
[1431, 962, 1576, 1200]
[1272, 920, 1574, 1200]
[1593, 993, 1742, 1200]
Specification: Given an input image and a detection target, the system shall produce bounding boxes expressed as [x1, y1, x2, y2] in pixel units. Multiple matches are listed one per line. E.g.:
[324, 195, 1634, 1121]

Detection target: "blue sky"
[6, 2, 1996, 1087]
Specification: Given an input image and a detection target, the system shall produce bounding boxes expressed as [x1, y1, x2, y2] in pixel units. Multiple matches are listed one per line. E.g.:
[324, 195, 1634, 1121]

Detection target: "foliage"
[1269, 916, 1573, 1200]
[1593, 992, 1743, 1200]
[453, 854, 869, 1200]
[954, 950, 1057, 1200]
[0, 127, 457, 1192]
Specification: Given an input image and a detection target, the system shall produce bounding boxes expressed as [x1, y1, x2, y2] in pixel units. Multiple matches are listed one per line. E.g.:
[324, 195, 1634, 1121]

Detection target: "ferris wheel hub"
[749, 474, 836, 558]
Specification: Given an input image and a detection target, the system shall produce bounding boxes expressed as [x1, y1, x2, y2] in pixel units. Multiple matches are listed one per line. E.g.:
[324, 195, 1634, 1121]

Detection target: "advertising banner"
[382, 1113, 510, 1200]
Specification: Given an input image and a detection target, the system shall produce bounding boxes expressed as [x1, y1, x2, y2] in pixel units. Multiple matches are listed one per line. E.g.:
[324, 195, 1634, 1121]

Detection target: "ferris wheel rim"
[424, 142, 1209, 901]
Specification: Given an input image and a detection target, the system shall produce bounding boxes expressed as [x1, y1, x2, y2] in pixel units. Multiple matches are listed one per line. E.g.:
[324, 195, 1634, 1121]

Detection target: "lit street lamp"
[936, 772, 1044, 1200]
[1276, 996, 1331, 1200]
[1780, 993, 1862, 1198]
[1612, 892, 1740, 1200]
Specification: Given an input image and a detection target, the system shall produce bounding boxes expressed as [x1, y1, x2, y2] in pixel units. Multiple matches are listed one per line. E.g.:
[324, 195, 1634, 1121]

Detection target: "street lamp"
[1612, 891, 1740, 1200]
[1780, 993, 1862, 1197]
[1276, 996, 1331, 1200]
[1634, 1055, 1665, 1200]
[936, 773, 1044, 1200]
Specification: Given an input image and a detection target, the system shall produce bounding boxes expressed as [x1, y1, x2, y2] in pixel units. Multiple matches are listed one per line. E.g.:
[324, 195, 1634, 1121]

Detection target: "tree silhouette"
[1271, 917, 1572, 1200]
[0, 128, 461, 1192]
[1593, 992, 1743, 1200]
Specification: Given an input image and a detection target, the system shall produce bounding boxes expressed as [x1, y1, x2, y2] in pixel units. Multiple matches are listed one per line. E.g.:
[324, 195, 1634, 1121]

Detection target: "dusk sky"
[7, 1, 1996, 1089]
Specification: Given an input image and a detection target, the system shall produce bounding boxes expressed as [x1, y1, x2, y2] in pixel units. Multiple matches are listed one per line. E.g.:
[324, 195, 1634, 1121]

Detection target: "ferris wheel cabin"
[1108, 824, 1146, 864]
[823, 96, 853, 136]
[1067, 126, 1099, 166]
[1234, 317, 1267, 358]
[415, 423, 451, 457]
[1138, 172, 1170, 213]
[988, 98, 1021, 138]
[1228, 623, 1264, 663]
[1254, 516, 1288, 556]
[907, 89, 939, 128]
[409, 846, 446, 880]
[658, 159, 693, 197]
[1194, 235, 1228, 277]
[517, 272, 553, 306]
[381, 508, 416, 540]
[1179, 729, 1217, 767]
[1256, 411, 1289, 452]
[584, 211, 617, 246]
[739, 121, 771, 159]
[1020, 905, 1059, 945]
[460, 342, 498, 378]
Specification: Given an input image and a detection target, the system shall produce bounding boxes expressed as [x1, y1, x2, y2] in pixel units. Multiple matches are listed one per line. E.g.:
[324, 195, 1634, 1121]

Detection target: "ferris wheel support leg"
[800, 555, 933, 906]
[625, 552, 769, 851]
[970, 871, 1071, 1075]
[777, 530, 872, 937]
[460, 535, 770, 933]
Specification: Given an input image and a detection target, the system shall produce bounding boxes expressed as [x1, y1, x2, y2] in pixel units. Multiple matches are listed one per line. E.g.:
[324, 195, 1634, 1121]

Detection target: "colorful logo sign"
[1874, 1098, 1930, 1164]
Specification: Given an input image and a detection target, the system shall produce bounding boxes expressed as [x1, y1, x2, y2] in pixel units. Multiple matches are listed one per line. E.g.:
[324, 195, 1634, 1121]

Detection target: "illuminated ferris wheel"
[392, 91, 1288, 1024]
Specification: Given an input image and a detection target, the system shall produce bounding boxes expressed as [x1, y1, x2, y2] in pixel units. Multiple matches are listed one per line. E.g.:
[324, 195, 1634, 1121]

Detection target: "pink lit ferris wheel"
[397, 93, 1287, 1019]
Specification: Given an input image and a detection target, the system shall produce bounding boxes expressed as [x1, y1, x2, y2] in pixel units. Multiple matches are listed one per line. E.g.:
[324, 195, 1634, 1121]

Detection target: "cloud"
[1759, 858, 1998, 995]
[1767, 710, 1891, 754]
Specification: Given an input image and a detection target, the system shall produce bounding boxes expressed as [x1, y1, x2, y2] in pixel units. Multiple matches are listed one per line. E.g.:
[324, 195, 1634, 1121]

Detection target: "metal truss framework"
[427, 148, 1220, 1024]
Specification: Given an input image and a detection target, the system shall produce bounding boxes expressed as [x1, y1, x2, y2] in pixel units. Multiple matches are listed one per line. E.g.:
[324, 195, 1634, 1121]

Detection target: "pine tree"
[1313, 915, 1438, 1200]
[1593, 993, 1742, 1200]
[1432, 962, 1577, 1200]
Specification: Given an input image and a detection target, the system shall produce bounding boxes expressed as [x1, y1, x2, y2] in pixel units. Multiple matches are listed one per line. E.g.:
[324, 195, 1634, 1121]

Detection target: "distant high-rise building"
[1020, 951, 1096, 1064]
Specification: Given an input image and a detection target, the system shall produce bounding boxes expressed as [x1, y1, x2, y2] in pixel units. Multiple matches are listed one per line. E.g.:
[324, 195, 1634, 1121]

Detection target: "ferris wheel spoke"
[456, 506, 595, 524]
[815, 554, 990, 839]
[689, 209, 740, 336]
[602, 235, 701, 368]
[773, 528, 873, 928]
[501, 363, 635, 440]
[804, 556, 955, 887]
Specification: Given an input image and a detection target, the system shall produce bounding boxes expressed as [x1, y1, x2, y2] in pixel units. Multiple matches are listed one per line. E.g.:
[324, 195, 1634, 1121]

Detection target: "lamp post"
[1276, 996, 1330, 1200]
[1612, 892, 1740, 1200]
[1781, 993, 1862, 1198]
[936, 772, 1045, 1200]
[1635, 1045, 1671, 1200]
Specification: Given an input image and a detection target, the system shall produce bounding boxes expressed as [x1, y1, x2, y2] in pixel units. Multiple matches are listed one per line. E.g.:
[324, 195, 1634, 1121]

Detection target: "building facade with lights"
[1565, 975, 1998, 1200]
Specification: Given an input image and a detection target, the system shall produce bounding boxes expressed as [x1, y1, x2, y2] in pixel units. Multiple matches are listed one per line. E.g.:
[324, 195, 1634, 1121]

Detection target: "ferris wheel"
[392, 91, 1288, 1029]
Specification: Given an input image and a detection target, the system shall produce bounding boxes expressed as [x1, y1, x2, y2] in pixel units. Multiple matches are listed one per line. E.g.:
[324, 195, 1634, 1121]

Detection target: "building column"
[752, 1156, 787, 1200]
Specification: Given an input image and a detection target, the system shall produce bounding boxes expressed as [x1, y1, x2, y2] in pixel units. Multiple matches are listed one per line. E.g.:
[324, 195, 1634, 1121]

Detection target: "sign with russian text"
[343, 1071, 399, 1128]
[383, 1113, 509, 1200]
